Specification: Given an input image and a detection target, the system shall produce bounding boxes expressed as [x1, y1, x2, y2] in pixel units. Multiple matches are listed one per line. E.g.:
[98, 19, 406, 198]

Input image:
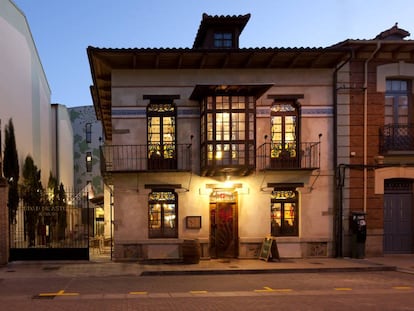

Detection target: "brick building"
[334, 23, 414, 256]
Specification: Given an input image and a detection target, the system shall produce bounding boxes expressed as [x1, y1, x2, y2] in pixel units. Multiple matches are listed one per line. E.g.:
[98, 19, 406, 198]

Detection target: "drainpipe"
[363, 42, 381, 213]
[333, 49, 353, 257]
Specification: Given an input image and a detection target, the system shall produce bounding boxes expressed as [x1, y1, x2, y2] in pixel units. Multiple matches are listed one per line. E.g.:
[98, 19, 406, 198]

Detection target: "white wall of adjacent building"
[0, 0, 73, 188]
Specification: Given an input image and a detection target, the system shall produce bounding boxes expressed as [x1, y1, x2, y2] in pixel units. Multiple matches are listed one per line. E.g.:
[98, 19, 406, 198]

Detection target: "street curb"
[140, 265, 397, 276]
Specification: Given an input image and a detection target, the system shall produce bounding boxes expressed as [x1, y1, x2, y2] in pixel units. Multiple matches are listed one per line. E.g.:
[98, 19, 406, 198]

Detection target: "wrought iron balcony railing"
[256, 142, 321, 170]
[100, 144, 192, 174]
[379, 123, 414, 153]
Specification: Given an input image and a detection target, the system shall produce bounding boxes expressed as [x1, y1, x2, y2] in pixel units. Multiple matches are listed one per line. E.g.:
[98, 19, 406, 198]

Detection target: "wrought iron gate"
[9, 190, 91, 261]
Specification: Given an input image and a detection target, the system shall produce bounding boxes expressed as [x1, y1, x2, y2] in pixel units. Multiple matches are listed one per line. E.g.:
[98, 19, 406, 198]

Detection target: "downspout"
[333, 49, 353, 257]
[363, 42, 381, 213]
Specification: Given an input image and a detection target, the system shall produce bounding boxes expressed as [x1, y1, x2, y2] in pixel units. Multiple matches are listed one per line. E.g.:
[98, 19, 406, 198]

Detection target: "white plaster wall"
[109, 66, 335, 258]
[0, 1, 52, 186]
[53, 104, 74, 189]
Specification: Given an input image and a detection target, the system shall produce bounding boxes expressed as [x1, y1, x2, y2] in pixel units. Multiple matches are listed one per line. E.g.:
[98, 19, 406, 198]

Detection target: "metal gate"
[9, 190, 91, 261]
[384, 179, 413, 254]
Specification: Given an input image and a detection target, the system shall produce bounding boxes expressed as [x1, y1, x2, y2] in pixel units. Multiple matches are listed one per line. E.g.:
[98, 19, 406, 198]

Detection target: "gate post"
[0, 178, 9, 265]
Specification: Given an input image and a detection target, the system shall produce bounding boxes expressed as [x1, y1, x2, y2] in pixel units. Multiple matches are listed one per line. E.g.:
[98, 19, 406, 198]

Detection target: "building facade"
[69, 105, 103, 194]
[334, 24, 414, 257]
[69, 105, 108, 238]
[88, 14, 414, 261]
[89, 14, 345, 261]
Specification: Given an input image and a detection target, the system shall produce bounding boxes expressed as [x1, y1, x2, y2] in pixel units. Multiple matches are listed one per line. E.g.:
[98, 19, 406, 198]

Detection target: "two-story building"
[88, 14, 347, 261]
[333, 23, 414, 257]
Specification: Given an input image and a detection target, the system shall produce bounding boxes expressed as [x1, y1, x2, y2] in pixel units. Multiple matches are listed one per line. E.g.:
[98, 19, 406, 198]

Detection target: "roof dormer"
[193, 13, 251, 49]
[375, 23, 410, 40]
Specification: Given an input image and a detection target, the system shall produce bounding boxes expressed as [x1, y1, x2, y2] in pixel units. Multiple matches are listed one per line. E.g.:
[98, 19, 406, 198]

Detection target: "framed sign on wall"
[186, 216, 202, 229]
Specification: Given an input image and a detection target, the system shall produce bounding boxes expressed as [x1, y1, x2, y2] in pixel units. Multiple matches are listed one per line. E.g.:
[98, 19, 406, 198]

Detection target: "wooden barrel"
[182, 239, 201, 264]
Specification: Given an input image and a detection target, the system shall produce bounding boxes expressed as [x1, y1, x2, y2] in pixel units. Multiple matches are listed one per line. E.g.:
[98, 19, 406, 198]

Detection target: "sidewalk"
[1, 254, 412, 278]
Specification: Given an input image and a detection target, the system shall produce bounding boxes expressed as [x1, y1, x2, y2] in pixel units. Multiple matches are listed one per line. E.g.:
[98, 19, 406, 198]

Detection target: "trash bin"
[350, 211, 367, 259]
[182, 239, 201, 264]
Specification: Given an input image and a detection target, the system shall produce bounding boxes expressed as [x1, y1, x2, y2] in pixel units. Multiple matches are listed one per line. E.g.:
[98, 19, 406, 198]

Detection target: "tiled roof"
[193, 13, 251, 48]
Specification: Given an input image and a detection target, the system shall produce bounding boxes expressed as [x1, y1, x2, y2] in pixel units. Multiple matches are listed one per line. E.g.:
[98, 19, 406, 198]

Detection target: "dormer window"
[192, 14, 250, 49]
[214, 32, 233, 48]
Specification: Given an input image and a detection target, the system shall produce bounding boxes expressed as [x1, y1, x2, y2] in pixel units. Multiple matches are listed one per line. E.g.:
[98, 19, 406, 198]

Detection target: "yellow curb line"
[392, 286, 412, 290]
[254, 286, 292, 292]
[39, 290, 79, 297]
[129, 291, 148, 295]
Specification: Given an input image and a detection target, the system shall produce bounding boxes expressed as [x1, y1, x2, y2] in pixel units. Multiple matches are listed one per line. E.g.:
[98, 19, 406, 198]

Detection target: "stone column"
[0, 178, 9, 265]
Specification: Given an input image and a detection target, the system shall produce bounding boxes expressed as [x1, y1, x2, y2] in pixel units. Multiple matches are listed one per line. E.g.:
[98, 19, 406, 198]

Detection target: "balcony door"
[384, 80, 413, 150]
[270, 101, 299, 168]
[147, 103, 177, 170]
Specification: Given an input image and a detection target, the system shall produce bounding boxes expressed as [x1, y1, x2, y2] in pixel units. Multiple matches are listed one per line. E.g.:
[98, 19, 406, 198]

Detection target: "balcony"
[380, 124, 414, 154]
[100, 144, 192, 174]
[256, 142, 321, 170]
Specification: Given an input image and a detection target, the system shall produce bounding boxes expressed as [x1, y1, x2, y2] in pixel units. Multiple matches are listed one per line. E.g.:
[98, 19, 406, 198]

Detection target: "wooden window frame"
[270, 189, 299, 237]
[148, 190, 178, 238]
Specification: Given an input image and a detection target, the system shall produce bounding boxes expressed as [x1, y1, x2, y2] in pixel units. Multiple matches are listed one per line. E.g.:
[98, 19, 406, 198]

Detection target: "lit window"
[270, 101, 298, 168]
[86, 152, 92, 172]
[270, 189, 299, 236]
[148, 190, 178, 238]
[200, 95, 255, 173]
[147, 103, 177, 170]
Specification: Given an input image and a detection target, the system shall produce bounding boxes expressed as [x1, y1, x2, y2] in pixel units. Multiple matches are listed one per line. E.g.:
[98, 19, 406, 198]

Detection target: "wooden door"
[210, 202, 238, 258]
[384, 179, 413, 254]
[384, 193, 413, 253]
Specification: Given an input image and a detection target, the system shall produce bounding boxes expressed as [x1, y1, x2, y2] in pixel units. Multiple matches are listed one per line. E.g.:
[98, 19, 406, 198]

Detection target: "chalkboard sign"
[259, 237, 280, 261]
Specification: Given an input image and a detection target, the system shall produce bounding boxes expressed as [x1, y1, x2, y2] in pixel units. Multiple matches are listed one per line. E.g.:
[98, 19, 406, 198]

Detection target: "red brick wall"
[348, 60, 384, 229]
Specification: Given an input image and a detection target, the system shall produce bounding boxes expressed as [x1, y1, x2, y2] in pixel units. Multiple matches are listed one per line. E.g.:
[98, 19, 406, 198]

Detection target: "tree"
[47, 173, 67, 241]
[21, 155, 44, 247]
[3, 119, 19, 222]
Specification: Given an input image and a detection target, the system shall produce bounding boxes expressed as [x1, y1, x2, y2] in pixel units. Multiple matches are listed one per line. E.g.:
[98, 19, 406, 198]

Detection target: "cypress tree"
[3, 119, 19, 222]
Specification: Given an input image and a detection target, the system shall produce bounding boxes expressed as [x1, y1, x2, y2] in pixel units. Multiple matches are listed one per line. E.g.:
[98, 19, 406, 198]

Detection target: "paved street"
[1, 269, 414, 310]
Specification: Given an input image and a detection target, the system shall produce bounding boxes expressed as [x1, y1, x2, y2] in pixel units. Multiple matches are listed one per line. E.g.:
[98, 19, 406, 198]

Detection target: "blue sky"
[12, 0, 414, 107]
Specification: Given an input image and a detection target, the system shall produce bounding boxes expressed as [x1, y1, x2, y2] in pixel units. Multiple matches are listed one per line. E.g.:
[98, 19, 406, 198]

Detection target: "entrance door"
[384, 179, 413, 254]
[210, 202, 238, 258]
